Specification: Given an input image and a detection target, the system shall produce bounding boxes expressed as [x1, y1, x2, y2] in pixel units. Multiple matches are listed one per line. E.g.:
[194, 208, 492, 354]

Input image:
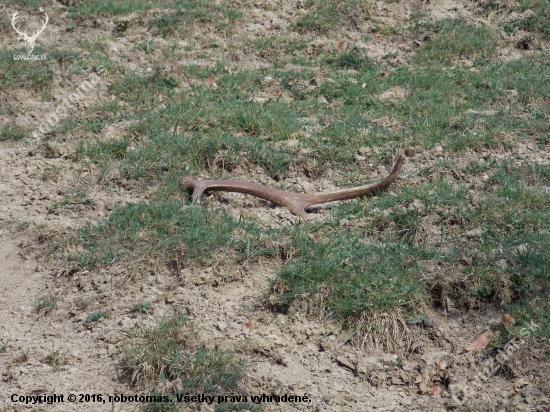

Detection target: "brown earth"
[1, 0, 549, 411]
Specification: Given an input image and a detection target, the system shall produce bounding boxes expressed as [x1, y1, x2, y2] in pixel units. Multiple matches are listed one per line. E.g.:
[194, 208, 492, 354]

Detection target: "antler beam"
[182, 155, 406, 217]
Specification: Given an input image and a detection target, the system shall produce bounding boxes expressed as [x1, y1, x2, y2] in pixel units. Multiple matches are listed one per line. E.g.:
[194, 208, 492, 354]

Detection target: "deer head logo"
[11, 11, 49, 55]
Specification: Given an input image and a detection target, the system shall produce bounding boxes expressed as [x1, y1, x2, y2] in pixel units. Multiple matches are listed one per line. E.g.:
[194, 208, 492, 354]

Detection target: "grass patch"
[108, 69, 179, 106]
[68, 0, 164, 18]
[0, 124, 27, 141]
[465, 162, 550, 242]
[49, 190, 96, 212]
[44, 349, 70, 368]
[13, 349, 30, 364]
[86, 311, 108, 323]
[79, 70, 303, 179]
[487, 0, 550, 40]
[270, 232, 438, 322]
[0, 339, 9, 354]
[414, 18, 502, 65]
[509, 234, 550, 302]
[77, 52, 550, 183]
[34, 294, 58, 315]
[131, 301, 151, 314]
[60, 202, 239, 270]
[323, 48, 371, 70]
[293, 0, 371, 33]
[148, 1, 240, 37]
[516, 13, 550, 41]
[0, 49, 53, 93]
[123, 314, 256, 411]
[501, 232, 550, 340]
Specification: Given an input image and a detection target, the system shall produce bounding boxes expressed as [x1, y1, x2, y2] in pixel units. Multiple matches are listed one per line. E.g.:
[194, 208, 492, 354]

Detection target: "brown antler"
[182, 155, 405, 217]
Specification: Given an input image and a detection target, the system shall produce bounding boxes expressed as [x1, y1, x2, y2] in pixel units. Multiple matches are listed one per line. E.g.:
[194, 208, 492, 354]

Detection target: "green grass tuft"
[34, 294, 58, 315]
[68, 0, 162, 18]
[148, 1, 241, 37]
[123, 314, 255, 411]
[414, 19, 502, 65]
[0, 124, 27, 141]
[293, 0, 371, 33]
[86, 311, 108, 323]
[62, 201, 239, 270]
[270, 232, 438, 322]
[0, 49, 53, 93]
[131, 301, 151, 314]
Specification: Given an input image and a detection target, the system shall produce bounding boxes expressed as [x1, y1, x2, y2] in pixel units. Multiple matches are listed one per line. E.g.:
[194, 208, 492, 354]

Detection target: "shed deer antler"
[11, 11, 49, 55]
[183, 154, 405, 217]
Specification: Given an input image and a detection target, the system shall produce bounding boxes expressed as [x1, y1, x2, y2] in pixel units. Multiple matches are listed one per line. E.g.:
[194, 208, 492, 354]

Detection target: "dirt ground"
[1, 0, 549, 411]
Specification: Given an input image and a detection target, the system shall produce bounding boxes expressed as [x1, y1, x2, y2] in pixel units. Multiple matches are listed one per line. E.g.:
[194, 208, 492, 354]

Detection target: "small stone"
[336, 355, 355, 371]
[285, 138, 299, 147]
[252, 96, 269, 103]
[216, 321, 227, 331]
[466, 228, 483, 237]
[322, 392, 335, 402]
[356, 358, 382, 375]
[495, 259, 508, 270]
[515, 244, 528, 254]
